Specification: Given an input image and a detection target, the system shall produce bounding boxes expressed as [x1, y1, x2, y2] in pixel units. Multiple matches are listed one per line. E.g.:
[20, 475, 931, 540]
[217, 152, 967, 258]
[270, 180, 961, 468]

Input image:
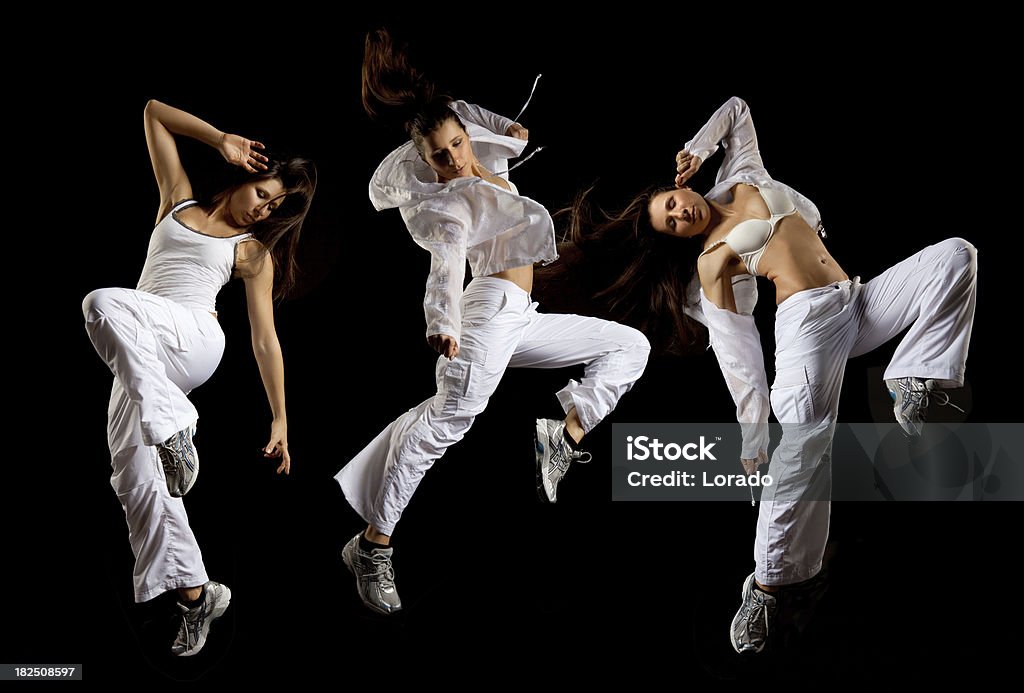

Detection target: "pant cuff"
[136, 571, 210, 603]
[755, 562, 822, 588]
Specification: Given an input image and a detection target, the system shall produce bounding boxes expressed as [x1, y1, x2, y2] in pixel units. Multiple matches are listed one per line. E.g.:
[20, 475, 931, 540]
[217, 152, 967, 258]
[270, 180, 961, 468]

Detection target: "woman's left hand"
[263, 419, 291, 474]
[220, 133, 269, 173]
[506, 123, 529, 141]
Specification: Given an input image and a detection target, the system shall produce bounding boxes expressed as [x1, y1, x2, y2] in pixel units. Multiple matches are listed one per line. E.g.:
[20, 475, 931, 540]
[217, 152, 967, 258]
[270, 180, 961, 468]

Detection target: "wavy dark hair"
[361, 28, 465, 151]
[538, 185, 707, 356]
[208, 155, 317, 300]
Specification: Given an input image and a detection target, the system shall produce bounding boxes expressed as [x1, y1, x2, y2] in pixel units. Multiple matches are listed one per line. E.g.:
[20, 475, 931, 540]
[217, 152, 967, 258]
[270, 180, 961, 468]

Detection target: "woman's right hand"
[675, 149, 702, 187]
[219, 133, 269, 173]
[741, 449, 768, 475]
[427, 334, 460, 360]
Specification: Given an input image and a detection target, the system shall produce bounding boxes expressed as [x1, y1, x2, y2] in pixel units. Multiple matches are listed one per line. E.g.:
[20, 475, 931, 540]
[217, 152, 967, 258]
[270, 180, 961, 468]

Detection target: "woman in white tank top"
[545, 96, 977, 655]
[81, 100, 316, 657]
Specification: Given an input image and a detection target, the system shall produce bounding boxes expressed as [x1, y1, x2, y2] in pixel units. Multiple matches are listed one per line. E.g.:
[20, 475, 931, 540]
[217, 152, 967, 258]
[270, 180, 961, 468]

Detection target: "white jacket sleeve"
[699, 287, 770, 459]
[685, 97, 767, 184]
[683, 273, 758, 326]
[450, 100, 515, 138]
[412, 216, 468, 343]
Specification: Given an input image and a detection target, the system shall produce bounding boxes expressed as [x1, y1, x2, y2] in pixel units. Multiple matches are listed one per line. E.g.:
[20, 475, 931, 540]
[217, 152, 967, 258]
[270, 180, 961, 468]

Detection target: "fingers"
[428, 334, 459, 359]
[506, 124, 529, 140]
[675, 162, 698, 187]
[262, 437, 290, 474]
[252, 141, 266, 150]
[247, 151, 269, 171]
[740, 458, 759, 475]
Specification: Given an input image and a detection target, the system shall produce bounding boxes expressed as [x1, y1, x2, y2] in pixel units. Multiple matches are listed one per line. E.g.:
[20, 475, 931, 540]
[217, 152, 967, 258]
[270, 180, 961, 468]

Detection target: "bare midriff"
[757, 216, 849, 304]
[489, 264, 534, 294]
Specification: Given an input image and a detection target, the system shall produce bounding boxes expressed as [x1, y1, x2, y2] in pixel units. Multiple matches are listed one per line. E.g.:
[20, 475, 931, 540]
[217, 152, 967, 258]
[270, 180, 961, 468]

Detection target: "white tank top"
[136, 199, 253, 312]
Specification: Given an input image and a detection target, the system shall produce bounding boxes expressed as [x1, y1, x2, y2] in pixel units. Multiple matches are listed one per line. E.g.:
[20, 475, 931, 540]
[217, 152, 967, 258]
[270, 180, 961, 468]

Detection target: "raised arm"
[143, 100, 270, 223]
[678, 97, 767, 186]
[237, 240, 290, 475]
[449, 100, 527, 140]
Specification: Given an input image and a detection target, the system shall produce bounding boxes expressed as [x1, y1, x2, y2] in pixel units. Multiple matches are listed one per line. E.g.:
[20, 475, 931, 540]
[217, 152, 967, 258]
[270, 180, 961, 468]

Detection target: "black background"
[9, 14, 1018, 685]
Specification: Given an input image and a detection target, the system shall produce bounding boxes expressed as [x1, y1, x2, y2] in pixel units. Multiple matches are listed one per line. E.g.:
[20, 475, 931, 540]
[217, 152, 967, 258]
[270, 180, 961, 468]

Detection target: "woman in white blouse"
[557, 96, 977, 654]
[334, 29, 650, 616]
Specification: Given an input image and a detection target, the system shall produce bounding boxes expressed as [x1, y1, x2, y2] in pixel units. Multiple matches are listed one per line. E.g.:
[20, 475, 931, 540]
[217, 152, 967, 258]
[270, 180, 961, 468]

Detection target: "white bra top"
[700, 185, 797, 276]
[136, 200, 253, 312]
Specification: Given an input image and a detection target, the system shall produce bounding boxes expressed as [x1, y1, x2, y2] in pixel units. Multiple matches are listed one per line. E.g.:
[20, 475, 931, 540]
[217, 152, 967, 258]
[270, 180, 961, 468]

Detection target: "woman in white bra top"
[556, 96, 977, 655]
[81, 100, 315, 657]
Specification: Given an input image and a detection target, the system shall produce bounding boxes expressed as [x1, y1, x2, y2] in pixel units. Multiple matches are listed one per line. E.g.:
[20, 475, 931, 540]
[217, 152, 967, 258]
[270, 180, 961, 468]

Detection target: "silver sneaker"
[341, 533, 402, 615]
[730, 573, 777, 654]
[885, 377, 962, 438]
[535, 418, 592, 503]
[158, 425, 199, 497]
[171, 581, 231, 657]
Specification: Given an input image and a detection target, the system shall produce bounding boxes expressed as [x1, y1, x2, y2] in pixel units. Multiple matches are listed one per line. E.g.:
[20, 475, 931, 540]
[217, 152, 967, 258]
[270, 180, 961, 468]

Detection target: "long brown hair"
[212, 155, 317, 300]
[361, 28, 465, 151]
[538, 185, 707, 356]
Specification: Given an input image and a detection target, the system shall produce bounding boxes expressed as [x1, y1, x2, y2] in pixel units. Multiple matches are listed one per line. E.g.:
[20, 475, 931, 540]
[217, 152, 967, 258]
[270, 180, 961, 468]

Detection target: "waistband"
[776, 276, 861, 319]
[466, 275, 531, 296]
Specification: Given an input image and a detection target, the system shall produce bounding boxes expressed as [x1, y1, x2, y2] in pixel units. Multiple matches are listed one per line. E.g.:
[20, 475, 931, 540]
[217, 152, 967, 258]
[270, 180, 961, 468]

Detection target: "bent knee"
[83, 287, 127, 322]
[940, 238, 978, 275]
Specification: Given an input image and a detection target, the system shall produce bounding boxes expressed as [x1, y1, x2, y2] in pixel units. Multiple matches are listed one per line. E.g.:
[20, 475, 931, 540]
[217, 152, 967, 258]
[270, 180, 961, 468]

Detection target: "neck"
[211, 200, 244, 230]
[699, 201, 728, 238]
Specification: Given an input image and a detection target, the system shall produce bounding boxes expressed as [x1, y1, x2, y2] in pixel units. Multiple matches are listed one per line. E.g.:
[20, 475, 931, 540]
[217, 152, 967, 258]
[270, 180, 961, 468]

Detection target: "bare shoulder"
[235, 238, 270, 276]
[236, 237, 267, 261]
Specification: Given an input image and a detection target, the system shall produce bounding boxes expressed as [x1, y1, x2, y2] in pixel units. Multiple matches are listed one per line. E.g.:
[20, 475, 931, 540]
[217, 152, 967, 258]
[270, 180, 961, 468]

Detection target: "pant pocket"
[436, 359, 473, 416]
[771, 365, 815, 424]
[461, 290, 509, 328]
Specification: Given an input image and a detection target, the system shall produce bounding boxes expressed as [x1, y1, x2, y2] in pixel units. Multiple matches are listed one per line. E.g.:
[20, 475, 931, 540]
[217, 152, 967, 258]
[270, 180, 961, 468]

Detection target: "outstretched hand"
[263, 420, 290, 475]
[427, 334, 460, 360]
[220, 133, 269, 173]
[675, 149, 702, 187]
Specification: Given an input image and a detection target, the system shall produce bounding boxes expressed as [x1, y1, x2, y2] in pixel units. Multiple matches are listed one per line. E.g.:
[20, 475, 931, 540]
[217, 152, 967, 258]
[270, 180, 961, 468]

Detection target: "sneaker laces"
[570, 450, 593, 464]
[176, 604, 202, 650]
[746, 591, 773, 643]
[928, 388, 965, 414]
[368, 551, 396, 587]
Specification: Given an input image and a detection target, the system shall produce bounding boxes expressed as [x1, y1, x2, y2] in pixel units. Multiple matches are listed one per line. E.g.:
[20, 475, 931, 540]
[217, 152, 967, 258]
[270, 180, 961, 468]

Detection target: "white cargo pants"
[757, 238, 978, 586]
[337, 277, 651, 535]
[84, 288, 223, 602]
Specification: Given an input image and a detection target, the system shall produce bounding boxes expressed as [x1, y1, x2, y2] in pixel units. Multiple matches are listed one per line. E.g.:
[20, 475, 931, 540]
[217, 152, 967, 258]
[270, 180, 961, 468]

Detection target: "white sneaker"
[535, 418, 591, 503]
[341, 533, 402, 615]
[171, 581, 231, 657]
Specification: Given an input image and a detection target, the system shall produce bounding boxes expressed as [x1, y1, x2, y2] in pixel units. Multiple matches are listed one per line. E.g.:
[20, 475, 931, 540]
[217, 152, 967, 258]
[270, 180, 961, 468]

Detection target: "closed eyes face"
[648, 188, 711, 237]
[420, 119, 474, 182]
[229, 178, 287, 227]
